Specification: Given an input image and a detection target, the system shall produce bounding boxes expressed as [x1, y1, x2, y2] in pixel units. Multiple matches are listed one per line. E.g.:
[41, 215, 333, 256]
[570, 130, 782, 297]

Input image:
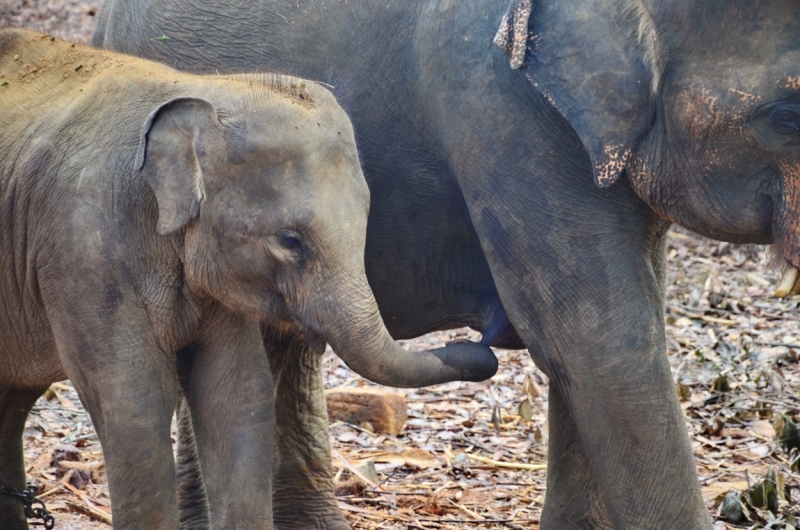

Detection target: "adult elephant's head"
[136, 75, 497, 387]
[497, 0, 800, 294]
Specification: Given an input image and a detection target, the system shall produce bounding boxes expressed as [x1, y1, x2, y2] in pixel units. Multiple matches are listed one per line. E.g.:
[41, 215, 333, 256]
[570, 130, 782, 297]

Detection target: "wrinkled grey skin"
[0, 29, 497, 530]
[94, 0, 800, 528]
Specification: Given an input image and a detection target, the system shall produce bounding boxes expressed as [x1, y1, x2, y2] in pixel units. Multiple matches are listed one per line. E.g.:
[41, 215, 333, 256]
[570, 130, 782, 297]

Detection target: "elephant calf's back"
[0, 30, 173, 386]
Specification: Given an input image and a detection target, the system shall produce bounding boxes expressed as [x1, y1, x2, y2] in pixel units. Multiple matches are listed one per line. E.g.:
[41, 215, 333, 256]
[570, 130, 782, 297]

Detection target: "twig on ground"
[461, 453, 546, 471]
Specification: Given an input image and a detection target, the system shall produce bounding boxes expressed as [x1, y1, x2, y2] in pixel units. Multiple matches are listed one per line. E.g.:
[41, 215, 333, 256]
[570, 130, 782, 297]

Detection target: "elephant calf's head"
[137, 75, 498, 387]
[137, 78, 368, 328]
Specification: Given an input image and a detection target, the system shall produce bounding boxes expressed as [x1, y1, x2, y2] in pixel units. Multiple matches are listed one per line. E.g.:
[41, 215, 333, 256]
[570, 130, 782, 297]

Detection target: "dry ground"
[2, 2, 799, 529]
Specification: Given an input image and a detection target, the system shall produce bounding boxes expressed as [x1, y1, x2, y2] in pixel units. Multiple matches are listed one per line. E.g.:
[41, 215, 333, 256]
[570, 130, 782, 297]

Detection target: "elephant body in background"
[0, 29, 496, 529]
[95, 1, 800, 528]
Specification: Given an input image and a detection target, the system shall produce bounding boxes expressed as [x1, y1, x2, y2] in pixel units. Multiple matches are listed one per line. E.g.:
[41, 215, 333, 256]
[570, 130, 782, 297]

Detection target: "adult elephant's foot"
[272, 485, 350, 530]
[539, 386, 613, 530]
[263, 325, 352, 530]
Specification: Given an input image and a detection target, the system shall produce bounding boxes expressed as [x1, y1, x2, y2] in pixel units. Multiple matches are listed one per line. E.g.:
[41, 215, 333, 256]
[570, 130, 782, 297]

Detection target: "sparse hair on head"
[212, 72, 326, 114]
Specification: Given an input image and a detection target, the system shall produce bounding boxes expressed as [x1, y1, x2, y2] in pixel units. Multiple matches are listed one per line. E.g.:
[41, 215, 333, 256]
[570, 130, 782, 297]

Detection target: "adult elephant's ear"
[495, 0, 659, 187]
[135, 98, 215, 234]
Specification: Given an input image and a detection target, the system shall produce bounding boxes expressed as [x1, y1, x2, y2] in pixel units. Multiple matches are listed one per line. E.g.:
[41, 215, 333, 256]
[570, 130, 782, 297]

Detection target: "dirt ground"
[2, 2, 799, 529]
[0, 0, 100, 42]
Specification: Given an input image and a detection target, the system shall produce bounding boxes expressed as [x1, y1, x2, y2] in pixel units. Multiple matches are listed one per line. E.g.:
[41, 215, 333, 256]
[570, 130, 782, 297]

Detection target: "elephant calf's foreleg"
[264, 326, 351, 530]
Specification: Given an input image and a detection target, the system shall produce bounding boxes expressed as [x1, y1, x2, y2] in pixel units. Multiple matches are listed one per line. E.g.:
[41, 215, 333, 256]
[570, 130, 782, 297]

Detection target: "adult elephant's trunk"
[311, 273, 498, 388]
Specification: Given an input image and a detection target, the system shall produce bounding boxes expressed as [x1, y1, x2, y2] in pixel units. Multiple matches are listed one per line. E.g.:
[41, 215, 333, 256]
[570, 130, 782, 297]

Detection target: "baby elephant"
[0, 30, 497, 529]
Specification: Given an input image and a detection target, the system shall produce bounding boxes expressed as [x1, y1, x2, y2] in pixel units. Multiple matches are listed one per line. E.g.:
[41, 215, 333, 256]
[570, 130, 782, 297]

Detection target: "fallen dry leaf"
[751, 419, 775, 438]
[350, 448, 444, 469]
[702, 481, 749, 502]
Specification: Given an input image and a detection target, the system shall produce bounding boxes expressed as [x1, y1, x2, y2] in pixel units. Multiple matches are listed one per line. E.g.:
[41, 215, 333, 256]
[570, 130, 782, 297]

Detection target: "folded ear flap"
[135, 97, 215, 235]
[495, 0, 659, 187]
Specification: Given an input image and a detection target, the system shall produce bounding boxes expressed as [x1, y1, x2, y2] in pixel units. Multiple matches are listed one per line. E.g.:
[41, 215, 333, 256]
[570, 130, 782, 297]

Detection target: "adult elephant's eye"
[773, 109, 800, 134]
[278, 231, 304, 251]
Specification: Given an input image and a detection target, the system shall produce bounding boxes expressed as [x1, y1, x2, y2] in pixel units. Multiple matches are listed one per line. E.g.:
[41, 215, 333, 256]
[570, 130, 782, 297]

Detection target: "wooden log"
[326, 387, 407, 435]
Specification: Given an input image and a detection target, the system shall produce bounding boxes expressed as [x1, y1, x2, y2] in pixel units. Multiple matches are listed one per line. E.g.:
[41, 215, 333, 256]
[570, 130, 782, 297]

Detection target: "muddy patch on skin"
[3, 31, 125, 87]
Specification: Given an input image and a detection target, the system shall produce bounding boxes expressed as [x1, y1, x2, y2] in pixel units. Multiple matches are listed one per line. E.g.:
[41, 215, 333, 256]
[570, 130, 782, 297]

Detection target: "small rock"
[708, 292, 725, 309]
[354, 460, 379, 484]
[51, 444, 101, 489]
[719, 490, 745, 523]
[61, 466, 91, 490]
[334, 477, 366, 497]
[51, 444, 81, 466]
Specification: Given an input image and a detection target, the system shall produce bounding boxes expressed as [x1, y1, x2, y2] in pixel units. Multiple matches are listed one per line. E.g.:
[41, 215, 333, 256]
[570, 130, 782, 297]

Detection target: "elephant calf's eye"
[773, 109, 800, 134]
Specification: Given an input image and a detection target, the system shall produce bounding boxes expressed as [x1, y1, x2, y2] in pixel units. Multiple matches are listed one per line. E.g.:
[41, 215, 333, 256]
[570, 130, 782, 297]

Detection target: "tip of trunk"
[433, 341, 499, 383]
[335, 339, 499, 388]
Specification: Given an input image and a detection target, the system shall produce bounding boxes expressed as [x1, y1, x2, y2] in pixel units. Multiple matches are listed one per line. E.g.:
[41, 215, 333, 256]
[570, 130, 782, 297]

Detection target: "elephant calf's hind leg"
[0, 385, 48, 530]
[175, 398, 210, 530]
[264, 326, 351, 530]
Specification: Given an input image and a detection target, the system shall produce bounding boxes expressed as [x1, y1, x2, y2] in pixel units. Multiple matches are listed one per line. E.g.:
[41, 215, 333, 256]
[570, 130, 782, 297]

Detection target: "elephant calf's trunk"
[321, 280, 499, 387]
[336, 333, 498, 388]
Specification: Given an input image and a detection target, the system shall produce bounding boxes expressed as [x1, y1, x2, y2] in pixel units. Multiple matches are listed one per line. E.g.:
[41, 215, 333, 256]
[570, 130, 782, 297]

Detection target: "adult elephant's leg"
[180, 306, 275, 530]
[539, 226, 670, 529]
[464, 150, 705, 528]
[0, 385, 48, 530]
[469, 173, 705, 529]
[262, 325, 350, 530]
[417, 19, 708, 526]
[540, 384, 613, 529]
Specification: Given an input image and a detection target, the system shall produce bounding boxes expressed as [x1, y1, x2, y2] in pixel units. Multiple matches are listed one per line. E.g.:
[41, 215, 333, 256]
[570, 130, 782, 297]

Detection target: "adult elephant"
[96, 1, 800, 528]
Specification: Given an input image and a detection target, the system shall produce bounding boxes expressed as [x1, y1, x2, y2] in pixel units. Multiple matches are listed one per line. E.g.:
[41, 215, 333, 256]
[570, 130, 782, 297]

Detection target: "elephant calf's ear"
[135, 97, 216, 235]
[495, 0, 658, 187]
